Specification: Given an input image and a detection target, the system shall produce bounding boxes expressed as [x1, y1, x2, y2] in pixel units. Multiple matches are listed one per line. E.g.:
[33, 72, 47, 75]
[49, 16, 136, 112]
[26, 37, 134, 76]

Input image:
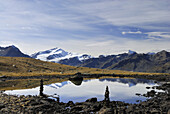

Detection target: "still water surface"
[5, 78, 161, 103]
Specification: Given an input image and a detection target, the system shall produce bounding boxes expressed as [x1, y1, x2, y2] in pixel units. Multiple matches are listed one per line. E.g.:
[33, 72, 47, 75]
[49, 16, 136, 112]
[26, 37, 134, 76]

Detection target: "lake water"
[4, 78, 161, 103]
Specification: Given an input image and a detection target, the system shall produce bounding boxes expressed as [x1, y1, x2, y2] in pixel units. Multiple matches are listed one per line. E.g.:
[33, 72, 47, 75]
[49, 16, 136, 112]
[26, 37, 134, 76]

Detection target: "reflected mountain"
[46, 78, 156, 90]
[99, 78, 156, 87]
[46, 79, 83, 89]
[4, 77, 160, 104]
[46, 81, 72, 89]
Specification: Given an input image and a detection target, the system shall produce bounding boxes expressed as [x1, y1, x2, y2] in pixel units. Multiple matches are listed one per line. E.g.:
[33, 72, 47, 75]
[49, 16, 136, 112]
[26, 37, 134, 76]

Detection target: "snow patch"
[31, 47, 92, 63]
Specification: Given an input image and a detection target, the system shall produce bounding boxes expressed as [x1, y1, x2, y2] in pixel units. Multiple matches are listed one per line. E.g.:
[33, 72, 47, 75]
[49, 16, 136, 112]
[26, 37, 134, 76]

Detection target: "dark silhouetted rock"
[86, 98, 97, 102]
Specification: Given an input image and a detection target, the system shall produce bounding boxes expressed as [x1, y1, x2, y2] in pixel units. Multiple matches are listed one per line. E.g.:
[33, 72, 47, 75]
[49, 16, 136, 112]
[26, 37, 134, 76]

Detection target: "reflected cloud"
[4, 78, 160, 103]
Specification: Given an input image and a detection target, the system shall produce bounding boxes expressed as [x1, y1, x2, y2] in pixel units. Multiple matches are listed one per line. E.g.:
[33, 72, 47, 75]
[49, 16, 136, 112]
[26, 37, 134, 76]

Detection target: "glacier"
[31, 47, 92, 63]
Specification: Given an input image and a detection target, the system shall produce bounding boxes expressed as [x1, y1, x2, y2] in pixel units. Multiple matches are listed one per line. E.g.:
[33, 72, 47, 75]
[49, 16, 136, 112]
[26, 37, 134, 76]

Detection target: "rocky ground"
[0, 81, 170, 114]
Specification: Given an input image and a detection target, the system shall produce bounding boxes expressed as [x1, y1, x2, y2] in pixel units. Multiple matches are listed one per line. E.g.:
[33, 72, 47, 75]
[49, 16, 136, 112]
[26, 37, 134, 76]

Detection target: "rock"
[40, 99, 53, 105]
[135, 93, 141, 96]
[86, 97, 97, 103]
[70, 106, 83, 112]
[69, 72, 83, 81]
[150, 108, 160, 113]
[91, 103, 102, 112]
[28, 100, 39, 106]
[147, 90, 156, 97]
[146, 87, 150, 89]
[0, 104, 5, 109]
[152, 86, 155, 89]
[99, 107, 114, 114]
[66, 101, 74, 107]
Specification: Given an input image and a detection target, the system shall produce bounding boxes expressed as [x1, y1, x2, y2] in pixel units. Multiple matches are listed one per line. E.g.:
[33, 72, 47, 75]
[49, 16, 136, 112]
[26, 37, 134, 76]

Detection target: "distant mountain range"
[0, 45, 30, 58]
[59, 50, 170, 73]
[77, 50, 170, 73]
[0, 45, 169, 73]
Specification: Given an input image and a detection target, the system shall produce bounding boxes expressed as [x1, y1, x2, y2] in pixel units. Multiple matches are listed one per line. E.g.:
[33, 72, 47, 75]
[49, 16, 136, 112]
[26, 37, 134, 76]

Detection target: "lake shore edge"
[0, 80, 169, 113]
[1, 72, 170, 82]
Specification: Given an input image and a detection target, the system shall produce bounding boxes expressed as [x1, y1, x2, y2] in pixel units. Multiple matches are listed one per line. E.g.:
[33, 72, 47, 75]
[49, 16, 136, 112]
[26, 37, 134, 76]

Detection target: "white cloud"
[1, 0, 170, 33]
[145, 32, 170, 40]
[0, 0, 169, 56]
[122, 31, 142, 35]
[46, 37, 170, 56]
[0, 0, 96, 33]
[68, 0, 170, 28]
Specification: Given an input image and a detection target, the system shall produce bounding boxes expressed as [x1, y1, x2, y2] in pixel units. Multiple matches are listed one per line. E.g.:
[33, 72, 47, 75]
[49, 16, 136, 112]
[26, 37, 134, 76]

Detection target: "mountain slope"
[31, 47, 91, 63]
[0, 45, 30, 57]
[109, 50, 170, 73]
[0, 56, 121, 77]
[31, 47, 170, 73]
[78, 50, 170, 73]
[77, 52, 137, 68]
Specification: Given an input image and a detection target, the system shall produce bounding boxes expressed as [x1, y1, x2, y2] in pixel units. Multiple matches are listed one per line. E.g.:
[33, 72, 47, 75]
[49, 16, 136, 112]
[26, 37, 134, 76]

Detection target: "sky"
[0, 0, 170, 56]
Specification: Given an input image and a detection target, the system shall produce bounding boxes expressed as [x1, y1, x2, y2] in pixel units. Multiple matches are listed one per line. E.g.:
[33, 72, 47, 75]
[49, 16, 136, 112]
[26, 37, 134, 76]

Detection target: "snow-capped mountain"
[46, 81, 72, 89]
[31, 47, 92, 63]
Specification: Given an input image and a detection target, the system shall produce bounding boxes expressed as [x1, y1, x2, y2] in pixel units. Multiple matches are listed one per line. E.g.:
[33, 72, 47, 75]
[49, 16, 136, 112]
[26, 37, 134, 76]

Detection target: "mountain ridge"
[1, 45, 169, 73]
[0, 45, 30, 58]
[77, 50, 170, 73]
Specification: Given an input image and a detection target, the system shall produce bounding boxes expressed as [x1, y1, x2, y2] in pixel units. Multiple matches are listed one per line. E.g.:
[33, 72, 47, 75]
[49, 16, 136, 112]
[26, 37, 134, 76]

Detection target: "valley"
[0, 45, 170, 113]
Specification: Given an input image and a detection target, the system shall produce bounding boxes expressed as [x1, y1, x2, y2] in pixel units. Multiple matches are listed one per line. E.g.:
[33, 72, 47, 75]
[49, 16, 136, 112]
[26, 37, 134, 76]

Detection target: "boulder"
[86, 97, 97, 103]
[69, 72, 83, 81]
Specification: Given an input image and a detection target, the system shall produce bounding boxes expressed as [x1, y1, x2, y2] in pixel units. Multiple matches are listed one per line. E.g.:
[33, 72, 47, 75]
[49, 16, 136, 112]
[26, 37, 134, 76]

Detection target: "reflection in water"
[70, 80, 83, 86]
[5, 78, 160, 104]
[99, 78, 156, 87]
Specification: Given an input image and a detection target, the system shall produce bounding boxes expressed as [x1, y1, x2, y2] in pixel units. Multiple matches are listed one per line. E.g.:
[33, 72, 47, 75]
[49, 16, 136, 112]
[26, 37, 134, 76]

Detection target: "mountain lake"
[3, 77, 163, 104]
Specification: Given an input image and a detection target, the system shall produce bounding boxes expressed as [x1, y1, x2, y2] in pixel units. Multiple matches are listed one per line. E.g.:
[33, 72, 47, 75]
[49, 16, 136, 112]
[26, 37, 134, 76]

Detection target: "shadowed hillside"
[0, 45, 30, 57]
[75, 50, 170, 73]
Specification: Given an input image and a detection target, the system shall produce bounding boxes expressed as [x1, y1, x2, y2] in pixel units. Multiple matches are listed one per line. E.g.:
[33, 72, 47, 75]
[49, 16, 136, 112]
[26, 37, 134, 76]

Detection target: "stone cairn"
[39, 79, 44, 96]
[104, 86, 110, 107]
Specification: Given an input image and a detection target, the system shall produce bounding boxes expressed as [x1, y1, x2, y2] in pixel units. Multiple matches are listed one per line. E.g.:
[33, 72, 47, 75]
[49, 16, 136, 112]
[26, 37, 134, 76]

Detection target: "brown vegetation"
[0, 56, 169, 77]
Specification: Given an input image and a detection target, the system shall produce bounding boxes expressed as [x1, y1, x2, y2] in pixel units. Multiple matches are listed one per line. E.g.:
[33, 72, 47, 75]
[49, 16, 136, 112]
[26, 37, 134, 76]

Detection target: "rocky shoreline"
[0, 74, 170, 113]
[0, 84, 169, 113]
[0, 82, 169, 113]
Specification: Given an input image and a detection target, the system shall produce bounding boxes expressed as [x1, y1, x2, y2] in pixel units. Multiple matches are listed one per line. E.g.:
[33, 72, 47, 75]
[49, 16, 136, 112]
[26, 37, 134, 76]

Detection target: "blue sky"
[0, 0, 170, 56]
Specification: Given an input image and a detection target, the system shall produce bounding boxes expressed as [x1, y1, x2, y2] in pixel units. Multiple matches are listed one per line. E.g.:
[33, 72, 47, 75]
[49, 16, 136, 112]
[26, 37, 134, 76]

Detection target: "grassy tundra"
[0, 56, 169, 77]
